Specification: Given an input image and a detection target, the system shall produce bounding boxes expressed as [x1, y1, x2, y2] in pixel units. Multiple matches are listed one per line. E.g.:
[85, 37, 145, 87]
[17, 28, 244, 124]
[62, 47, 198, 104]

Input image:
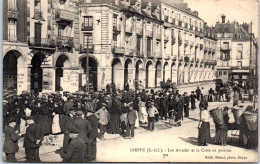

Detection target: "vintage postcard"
[2, 0, 258, 162]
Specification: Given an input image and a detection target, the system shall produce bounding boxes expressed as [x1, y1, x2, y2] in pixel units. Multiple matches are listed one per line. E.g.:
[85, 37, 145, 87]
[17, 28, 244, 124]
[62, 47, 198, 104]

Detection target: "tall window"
[8, 19, 17, 41]
[83, 16, 93, 27]
[147, 38, 152, 56]
[113, 14, 117, 27]
[237, 51, 242, 59]
[83, 34, 93, 50]
[113, 34, 117, 47]
[237, 61, 242, 67]
[136, 37, 141, 51]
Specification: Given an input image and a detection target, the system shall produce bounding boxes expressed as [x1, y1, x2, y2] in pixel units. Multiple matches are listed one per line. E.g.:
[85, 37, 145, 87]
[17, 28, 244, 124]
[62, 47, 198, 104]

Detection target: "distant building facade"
[215, 15, 258, 88]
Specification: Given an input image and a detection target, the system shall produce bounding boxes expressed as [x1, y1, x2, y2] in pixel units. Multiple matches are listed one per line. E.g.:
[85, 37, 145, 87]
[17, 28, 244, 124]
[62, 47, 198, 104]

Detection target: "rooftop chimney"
[221, 15, 226, 24]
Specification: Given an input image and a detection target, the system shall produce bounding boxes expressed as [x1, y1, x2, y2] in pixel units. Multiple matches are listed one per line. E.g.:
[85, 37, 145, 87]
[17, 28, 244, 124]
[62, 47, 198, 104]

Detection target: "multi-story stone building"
[3, 0, 218, 94]
[215, 15, 258, 87]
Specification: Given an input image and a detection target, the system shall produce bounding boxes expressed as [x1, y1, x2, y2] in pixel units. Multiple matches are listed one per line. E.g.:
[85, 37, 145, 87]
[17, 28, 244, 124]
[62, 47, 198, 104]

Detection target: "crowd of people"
[3, 82, 258, 162]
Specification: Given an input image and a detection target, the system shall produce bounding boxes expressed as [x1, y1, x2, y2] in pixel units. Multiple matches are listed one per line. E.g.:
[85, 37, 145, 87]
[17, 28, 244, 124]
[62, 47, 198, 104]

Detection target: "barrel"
[232, 107, 242, 124]
[209, 108, 224, 125]
[243, 112, 258, 131]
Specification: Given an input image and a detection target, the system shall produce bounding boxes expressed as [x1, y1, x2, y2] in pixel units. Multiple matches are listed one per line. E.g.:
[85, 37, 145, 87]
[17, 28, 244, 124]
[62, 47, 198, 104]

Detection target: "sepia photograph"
[2, 0, 259, 162]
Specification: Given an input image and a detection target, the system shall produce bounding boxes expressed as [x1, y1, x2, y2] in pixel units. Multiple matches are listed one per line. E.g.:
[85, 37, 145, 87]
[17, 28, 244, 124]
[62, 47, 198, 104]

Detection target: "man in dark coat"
[190, 91, 196, 110]
[63, 96, 74, 115]
[195, 87, 201, 101]
[64, 132, 85, 162]
[175, 96, 184, 127]
[86, 109, 99, 161]
[125, 104, 137, 139]
[23, 116, 44, 162]
[183, 92, 190, 118]
[3, 118, 21, 162]
[61, 108, 79, 154]
[162, 92, 170, 120]
[74, 110, 92, 157]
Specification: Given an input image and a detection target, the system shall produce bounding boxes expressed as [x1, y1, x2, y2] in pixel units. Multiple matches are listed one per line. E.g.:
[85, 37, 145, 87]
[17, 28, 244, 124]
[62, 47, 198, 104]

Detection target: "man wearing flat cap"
[23, 116, 44, 162]
[95, 103, 109, 140]
[3, 117, 21, 162]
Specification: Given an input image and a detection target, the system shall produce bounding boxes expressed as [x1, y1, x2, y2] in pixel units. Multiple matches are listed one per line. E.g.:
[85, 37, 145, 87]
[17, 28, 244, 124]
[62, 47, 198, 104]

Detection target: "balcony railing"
[55, 9, 74, 22]
[32, 8, 44, 21]
[28, 37, 56, 49]
[125, 25, 133, 33]
[113, 25, 121, 32]
[82, 24, 93, 31]
[56, 36, 74, 48]
[221, 46, 231, 51]
[147, 51, 152, 58]
[112, 45, 125, 54]
[80, 44, 94, 53]
[136, 28, 143, 36]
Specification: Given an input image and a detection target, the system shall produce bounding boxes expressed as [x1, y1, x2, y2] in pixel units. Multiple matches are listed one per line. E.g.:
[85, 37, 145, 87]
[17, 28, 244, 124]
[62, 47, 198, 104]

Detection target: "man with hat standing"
[23, 116, 44, 162]
[64, 131, 85, 162]
[86, 107, 99, 161]
[95, 103, 109, 140]
[125, 103, 137, 139]
[63, 95, 75, 115]
[61, 108, 79, 154]
[147, 102, 159, 131]
[190, 91, 196, 110]
[183, 92, 190, 118]
[74, 110, 92, 157]
[3, 117, 22, 162]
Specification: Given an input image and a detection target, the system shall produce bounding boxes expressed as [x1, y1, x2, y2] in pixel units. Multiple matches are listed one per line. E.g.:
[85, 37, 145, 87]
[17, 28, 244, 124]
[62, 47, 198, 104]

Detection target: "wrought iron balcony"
[113, 25, 121, 33]
[7, 4, 18, 19]
[82, 24, 93, 31]
[221, 46, 231, 51]
[55, 9, 74, 22]
[112, 45, 125, 55]
[136, 28, 143, 36]
[56, 36, 74, 48]
[28, 37, 56, 49]
[80, 44, 94, 53]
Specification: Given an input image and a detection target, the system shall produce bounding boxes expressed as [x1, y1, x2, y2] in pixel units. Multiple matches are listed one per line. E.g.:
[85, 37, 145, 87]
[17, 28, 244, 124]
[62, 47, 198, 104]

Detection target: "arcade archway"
[55, 55, 70, 91]
[112, 58, 123, 89]
[145, 61, 153, 88]
[80, 56, 98, 91]
[31, 53, 45, 93]
[124, 59, 133, 90]
[3, 50, 22, 91]
[155, 61, 162, 87]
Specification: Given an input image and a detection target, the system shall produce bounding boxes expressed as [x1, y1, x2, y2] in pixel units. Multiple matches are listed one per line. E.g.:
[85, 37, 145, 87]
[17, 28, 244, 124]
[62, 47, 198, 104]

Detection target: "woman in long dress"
[108, 97, 121, 134]
[52, 102, 63, 134]
[138, 99, 148, 124]
[198, 108, 211, 146]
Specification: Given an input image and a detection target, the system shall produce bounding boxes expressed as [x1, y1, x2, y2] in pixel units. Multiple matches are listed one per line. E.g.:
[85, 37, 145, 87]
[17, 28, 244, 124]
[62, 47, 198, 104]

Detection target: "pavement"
[2, 82, 258, 162]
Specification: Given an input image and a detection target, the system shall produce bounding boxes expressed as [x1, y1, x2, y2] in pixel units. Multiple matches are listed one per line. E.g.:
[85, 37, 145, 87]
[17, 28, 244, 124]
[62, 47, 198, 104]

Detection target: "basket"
[209, 108, 224, 125]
